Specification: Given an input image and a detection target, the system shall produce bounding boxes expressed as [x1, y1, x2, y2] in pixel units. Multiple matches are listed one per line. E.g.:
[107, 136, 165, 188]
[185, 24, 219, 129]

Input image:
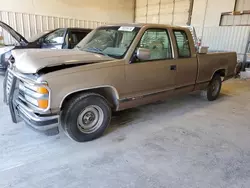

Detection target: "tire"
[61, 93, 111, 142]
[201, 74, 222, 101]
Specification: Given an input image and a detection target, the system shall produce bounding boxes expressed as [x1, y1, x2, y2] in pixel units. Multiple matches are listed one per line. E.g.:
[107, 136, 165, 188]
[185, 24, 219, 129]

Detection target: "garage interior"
[0, 0, 250, 187]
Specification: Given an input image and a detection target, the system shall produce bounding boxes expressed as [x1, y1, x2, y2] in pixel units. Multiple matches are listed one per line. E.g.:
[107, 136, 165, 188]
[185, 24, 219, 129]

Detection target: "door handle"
[170, 65, 177, 70]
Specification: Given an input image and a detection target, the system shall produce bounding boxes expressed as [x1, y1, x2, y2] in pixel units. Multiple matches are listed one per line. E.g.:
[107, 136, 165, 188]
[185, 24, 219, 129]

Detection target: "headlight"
[19, 82, 49, 110]
[24, 94, 39, 106]
[24, 83, 49, 94]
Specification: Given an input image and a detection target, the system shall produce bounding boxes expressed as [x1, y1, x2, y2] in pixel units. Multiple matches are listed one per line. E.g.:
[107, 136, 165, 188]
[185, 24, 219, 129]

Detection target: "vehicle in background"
[4, 23, 237, 142]
[232, 34, 250, 76]
[241, 37, 250, 70]
[0, 21, 92, 73]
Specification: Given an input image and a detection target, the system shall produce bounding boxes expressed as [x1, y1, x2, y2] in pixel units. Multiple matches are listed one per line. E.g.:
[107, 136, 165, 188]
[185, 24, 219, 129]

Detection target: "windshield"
[75, 26, 140, 58]
[27, 30, 51, 42]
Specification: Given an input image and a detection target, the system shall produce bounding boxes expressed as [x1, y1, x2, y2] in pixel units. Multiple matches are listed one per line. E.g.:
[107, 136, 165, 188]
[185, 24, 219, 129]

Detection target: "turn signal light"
[38, 99, 49, 109]
[37, 87, 49, 94]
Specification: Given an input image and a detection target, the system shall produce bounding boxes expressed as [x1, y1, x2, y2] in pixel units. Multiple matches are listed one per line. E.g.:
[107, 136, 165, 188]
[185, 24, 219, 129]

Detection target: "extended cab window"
[173, 30, 191, 58]
[139, 29, 172, 60]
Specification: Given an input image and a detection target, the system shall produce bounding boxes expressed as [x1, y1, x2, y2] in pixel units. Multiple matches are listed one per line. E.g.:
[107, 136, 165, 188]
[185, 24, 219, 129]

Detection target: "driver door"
[124, 28, 176, 98]
[41, 29, 66, 49]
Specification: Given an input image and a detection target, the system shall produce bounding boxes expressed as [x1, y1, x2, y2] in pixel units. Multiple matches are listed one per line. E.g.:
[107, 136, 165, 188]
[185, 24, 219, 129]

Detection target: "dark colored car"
[0, 21, 92, 73]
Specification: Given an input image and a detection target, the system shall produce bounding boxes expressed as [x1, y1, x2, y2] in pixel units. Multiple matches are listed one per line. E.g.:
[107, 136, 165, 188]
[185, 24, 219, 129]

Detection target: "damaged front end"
[3, 62, 60, 135]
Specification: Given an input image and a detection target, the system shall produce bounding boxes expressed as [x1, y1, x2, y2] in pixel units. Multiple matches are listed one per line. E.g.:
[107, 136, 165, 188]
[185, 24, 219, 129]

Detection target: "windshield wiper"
[89, 47, 102, 52]
[74, 45, 82, 50]
[84, 47, 109, 57]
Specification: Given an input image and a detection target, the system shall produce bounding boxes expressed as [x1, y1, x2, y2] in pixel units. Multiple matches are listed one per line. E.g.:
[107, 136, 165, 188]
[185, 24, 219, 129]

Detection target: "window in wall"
[138, 29, 172, 60]
[173, 30, 191, 58]
[220, 11, 250, 26]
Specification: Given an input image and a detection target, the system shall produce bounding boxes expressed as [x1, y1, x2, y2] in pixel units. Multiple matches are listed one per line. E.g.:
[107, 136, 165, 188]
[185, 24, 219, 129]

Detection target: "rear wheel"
[61, 93, 111, 142]
[201, 74, 222, 101]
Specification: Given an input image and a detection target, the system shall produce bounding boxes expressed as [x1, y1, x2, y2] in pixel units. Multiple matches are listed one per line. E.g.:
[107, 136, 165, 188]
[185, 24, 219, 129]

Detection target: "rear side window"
[173, 30, 191, 58]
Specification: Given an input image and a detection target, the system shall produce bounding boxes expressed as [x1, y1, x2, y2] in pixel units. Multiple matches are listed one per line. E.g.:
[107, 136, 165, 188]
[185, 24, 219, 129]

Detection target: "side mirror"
[136, 48, 150, 61]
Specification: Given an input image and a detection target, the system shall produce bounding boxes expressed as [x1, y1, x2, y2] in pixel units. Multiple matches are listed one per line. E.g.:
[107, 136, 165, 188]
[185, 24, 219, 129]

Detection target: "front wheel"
[201, 74, 222, 101]
[61, 93, 111, 142]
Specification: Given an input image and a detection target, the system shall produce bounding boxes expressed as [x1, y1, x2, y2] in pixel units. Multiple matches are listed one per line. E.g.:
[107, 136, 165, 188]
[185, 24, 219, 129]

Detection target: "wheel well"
[61, 87, 119, 111]
[214, 69, 226, 79]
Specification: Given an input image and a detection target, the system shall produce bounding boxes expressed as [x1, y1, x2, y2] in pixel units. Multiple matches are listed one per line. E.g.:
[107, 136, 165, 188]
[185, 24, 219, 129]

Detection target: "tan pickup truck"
[3, 23, 237, 142]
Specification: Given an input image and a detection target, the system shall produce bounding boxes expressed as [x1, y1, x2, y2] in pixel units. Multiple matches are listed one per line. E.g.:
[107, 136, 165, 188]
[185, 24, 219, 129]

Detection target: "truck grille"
[4, 70, 37, 109]
[5, 71, 14, 104]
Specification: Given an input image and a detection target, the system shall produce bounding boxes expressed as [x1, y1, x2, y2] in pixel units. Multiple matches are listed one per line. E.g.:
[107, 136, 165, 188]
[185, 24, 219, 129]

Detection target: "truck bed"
[196, 52, 237, 83]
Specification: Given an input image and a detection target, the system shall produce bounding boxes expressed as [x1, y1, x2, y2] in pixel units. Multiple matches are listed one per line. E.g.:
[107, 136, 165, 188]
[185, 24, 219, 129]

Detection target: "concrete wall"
[191, 0, 235, 27]
[0, 0, 135, 23]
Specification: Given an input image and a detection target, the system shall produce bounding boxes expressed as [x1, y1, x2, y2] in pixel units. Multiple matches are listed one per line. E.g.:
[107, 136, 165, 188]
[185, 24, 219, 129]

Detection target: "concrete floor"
[0, 76, 250, 188]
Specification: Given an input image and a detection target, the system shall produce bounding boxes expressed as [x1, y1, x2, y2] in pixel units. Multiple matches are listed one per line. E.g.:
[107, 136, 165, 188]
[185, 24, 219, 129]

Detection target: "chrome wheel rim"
[77, 105, 104, 134]
[211, 79, 220, 96]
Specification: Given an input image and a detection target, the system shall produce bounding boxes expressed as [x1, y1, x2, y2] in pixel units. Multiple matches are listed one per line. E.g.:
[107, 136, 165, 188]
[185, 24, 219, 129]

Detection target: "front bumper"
[4, 70, 60, 132]
[15, 99, 59, 131]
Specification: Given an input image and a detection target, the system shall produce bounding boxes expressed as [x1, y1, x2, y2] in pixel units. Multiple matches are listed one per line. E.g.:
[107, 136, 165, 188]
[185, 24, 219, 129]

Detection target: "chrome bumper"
[16, 99, 59, 131]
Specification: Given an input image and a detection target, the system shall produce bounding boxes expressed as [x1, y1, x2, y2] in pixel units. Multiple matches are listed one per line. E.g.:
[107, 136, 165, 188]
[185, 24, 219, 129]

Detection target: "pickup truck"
[0, 21, 92, 73]
[3, 23, 237, 142]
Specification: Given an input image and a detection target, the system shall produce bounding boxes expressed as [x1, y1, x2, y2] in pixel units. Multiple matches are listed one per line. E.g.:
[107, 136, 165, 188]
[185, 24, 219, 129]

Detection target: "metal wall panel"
[159, 0, 174, 24]
[0, 11, 107, 45]
[135, 0, 191, 25]
[195, 26, 250, 61]
[235, 0, 250, 11]
[173, 0, 190, 25]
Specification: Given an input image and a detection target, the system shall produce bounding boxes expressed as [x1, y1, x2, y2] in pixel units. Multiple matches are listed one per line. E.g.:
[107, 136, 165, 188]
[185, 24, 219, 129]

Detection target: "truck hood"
[11, 49, 115, 74]
[0, 21, 28, 45]
[0, 46, 15, 55]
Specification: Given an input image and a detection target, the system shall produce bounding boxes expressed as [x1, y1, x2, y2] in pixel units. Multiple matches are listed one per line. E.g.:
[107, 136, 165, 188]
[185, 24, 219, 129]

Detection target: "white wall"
[191, 0, 250, 62]
[0, 0, 135, 23]
[191, 0, 235, 27]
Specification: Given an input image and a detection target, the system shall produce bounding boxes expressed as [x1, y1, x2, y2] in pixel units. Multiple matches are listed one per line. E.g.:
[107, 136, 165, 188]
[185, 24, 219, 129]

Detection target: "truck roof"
[102, 23, 187, 30]
[57, 27, 92, 31]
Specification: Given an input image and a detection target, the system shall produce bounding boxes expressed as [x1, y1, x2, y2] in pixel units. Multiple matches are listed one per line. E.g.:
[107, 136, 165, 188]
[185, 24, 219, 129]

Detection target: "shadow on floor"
[106, 92, 232, 136]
